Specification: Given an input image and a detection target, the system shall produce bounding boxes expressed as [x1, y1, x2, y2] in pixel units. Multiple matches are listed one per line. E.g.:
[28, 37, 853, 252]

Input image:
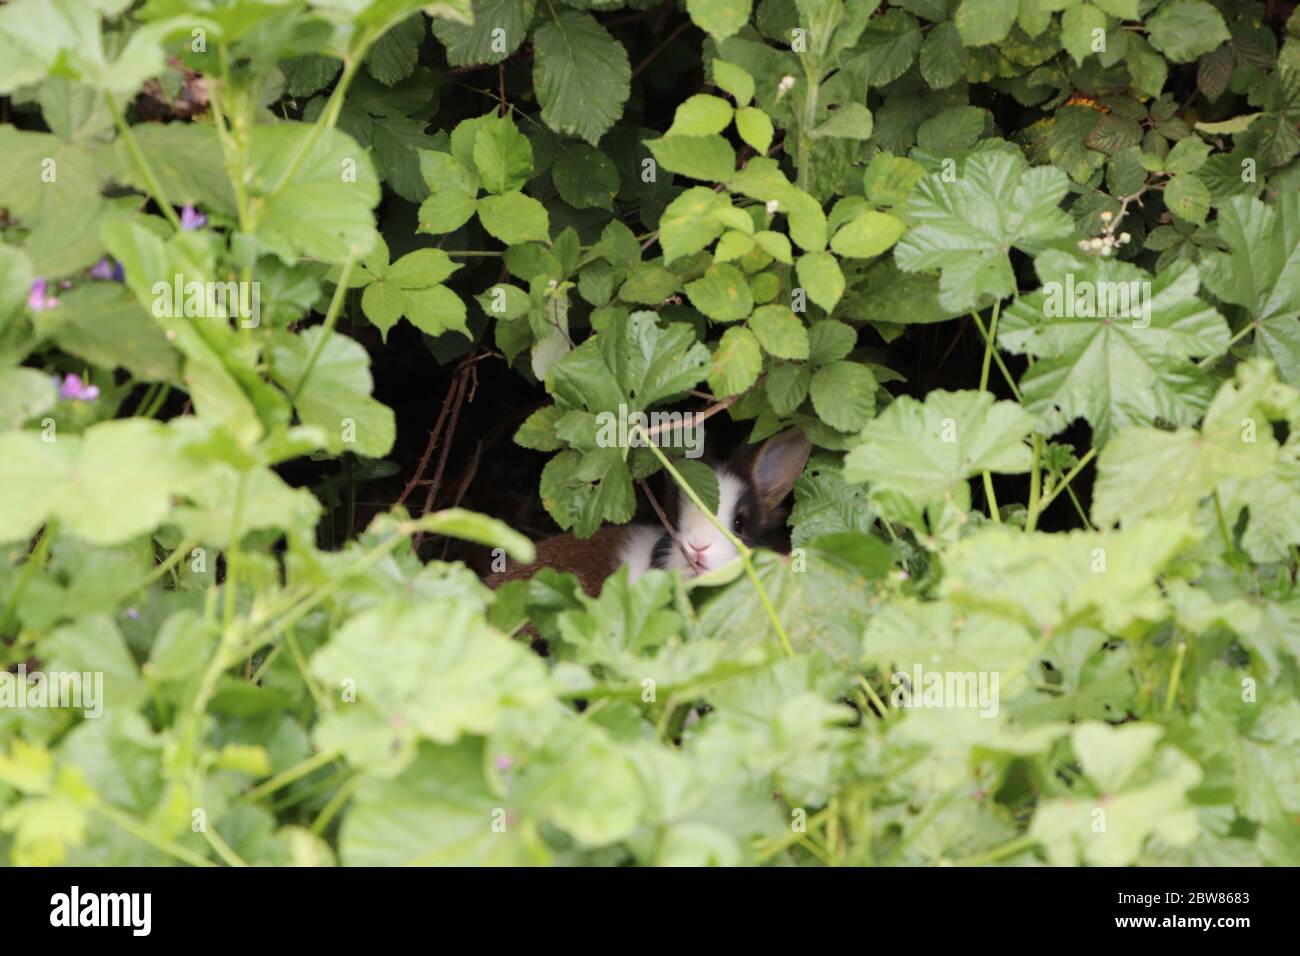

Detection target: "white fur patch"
[618, 524, 664, 582]
[661, 467, 744, 577]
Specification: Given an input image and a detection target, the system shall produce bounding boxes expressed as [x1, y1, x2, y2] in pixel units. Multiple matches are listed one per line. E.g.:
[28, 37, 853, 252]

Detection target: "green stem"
[969, 310, 1021, 401]
[289, 245, 359, 404]
[978, 300, 1002, 393]
[93, 802, 216, 867]
[632, 426, 795, 656]
[1164, 641, 1187, 713]
[1213, 490, 1236, 555]
[0, 521, 56, 635]
[243, 747, 344, 803]
[139, 384, 171, 419]
[222, 472, 250, 631]
[202, 825, 248, 867]
[310, 773, 363, 836]
[105, 92, 183, 231]
[1197, 321, 1258, 369]
[1035, 447, 1097, 514]
[261, 52, 367, 213]
[128, 537, 199, 598]
[955, 832, 1038, 867]
[1025, 435, 1044, 532]
[977, 300, 1004, 523]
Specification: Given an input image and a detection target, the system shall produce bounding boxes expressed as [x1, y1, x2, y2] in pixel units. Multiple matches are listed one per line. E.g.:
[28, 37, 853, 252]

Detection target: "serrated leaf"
[843, 389, 1035, 525]
[998, 251, 1228, 442]
[1147, 0, 1230, 64]
[647, 135, 737, 183]
[533, 10, 631, 145]
[810, 361, 875, 431]
[478, 191, 550, 244]
[708, 326, 762, 396]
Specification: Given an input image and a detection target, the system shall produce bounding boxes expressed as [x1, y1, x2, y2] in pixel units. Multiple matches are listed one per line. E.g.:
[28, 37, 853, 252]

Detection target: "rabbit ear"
[749, 428, 812, 512]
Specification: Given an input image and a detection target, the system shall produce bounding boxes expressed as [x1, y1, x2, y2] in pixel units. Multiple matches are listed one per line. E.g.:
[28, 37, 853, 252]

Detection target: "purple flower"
[126, 607, 140, 621]
[27, 279, 58, 311]
[494, 755, 513, 772]
[179, 206, 207, 231]
[90, 258, 124, 281]
[59, 373, 100, 402]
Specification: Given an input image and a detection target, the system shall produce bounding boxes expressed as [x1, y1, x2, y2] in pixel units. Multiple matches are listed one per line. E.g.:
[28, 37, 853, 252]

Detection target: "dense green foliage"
[1, 0, 1298, 866]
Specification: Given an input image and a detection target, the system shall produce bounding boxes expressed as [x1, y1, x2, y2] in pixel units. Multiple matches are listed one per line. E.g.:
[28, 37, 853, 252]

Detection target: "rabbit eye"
[732, 507, 747, 531]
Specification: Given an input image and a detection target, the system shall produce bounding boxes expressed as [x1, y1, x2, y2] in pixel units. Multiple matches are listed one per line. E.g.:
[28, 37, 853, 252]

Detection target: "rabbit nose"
[687, 539, 710, 553]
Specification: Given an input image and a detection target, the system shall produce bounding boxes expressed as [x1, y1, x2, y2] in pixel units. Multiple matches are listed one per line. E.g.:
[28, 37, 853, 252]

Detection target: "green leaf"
[998, 251, 1228, 442]
[863, 152, 925, 208]
[0, 419, 195, 545]
[552, 144, 619, 210]
[1164, 135, 1212, 174]
[1164, 173, 1211, 224]
[1146, 0, 1230, 64]
[814, 103, 874, 140]
[248, 125, 381, 265]
[735, 106, 774, 154]
[598, 309, 711, 407]
[478, 191, 551, 244]
[954, 0, 1018, 47]
[667, 94, 735, 137]
[269, 328, 396, 458]
[647, 135, 737, 183]
[685, 262, 754, 322]
[749, 305, 809, 359]
[895, 152, 1072, 312]
[1060, 3, 1106, 67]
[417, 150, 480, 234]
[341, 740, 547, 865]
[361, 248, 467, 340]
[1091, 360, 1300, 552]
[686, 0, 753, 40]
[796, 252, 845, 313]
[0, 367, 56, 430]
[312, 600, 551, 750]
[1199, 194, 1300, 384]
[472, 113, 534, 194]
[532, 10, 631, 145]
[708, 326, 762, 396]
[863, 599, 1036, 679]
[430, 0, 533, 67]
[365, 13, 423, 85]
[658, 187, 730, 264]
[810, 361, 876, 431]
[941, 518, 1199, 633]
[843, 390, 1036, 525]
[1031, 722, 1201, 866]
[830, 211, 906, 259]
[48, 283, 180, 382]
[711, 59, 754, 106]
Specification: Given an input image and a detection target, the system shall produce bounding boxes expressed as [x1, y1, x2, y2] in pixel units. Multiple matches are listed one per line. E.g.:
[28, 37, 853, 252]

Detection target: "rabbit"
[485, 428, 813, 596]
